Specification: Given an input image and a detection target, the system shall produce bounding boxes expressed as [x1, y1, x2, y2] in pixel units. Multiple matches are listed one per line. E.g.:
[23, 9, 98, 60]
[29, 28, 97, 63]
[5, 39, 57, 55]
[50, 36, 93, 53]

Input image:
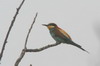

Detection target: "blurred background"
[0, 0, 100, 66]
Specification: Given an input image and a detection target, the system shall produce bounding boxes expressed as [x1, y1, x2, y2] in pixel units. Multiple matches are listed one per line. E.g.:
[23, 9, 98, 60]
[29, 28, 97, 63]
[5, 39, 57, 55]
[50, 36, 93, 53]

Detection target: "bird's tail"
[70, 42, 89, 53]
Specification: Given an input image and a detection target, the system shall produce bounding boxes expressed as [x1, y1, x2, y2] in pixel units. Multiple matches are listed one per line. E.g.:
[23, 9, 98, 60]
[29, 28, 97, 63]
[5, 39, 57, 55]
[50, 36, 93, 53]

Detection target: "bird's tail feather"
[70, 42, 89, 53]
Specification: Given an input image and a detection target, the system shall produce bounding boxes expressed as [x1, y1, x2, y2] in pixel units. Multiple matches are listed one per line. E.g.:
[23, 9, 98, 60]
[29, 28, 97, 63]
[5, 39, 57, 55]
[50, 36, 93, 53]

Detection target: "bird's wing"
[58, 28, 72, 40]
[54, 28, 89, 53]
[53, 28, 72, 43]
[53, 27, 89, 53]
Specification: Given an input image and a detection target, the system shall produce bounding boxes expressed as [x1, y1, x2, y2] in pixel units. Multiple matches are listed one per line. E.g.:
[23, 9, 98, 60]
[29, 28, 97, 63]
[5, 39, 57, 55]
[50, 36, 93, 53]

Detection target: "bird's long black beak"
[42, 24, 48, 26]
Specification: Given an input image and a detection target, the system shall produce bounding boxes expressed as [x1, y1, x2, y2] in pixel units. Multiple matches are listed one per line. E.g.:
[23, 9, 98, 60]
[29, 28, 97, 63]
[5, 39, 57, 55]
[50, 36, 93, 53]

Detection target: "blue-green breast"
[49, 28, 66, 43]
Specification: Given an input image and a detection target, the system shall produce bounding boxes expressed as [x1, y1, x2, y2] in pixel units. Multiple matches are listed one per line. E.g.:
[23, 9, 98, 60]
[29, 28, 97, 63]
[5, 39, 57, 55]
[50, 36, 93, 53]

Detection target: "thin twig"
[14, 13, 38, 66]
[25, 43, 61, 52]
[24, 13, 38, 49]
[0, 0, 25, 61]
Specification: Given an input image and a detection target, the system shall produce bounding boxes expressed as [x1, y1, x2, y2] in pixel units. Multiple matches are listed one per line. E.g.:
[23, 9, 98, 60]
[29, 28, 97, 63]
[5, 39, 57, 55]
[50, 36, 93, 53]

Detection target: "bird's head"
[42, 23, 57, 29]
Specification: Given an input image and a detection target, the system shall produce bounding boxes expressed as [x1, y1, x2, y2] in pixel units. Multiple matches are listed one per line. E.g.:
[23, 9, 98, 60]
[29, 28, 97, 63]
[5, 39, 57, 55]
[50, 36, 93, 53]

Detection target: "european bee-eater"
[43, 23, 89, 53]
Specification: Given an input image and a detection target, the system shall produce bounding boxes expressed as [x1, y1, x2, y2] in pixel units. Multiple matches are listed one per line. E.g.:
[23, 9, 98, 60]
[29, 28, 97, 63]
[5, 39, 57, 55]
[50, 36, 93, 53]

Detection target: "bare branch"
[14, 13, 38, 66]
[24, 13, 38, 49]
[15, 42, 61, 66]
[25, 43, 61, 52]
[14, 49, 26, 66]
[0, 0, 25, 61]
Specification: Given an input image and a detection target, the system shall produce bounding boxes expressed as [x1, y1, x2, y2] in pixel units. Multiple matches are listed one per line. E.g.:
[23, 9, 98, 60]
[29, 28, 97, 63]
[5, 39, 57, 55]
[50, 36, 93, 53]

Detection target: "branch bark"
[14, 13, 38, 66]
[14, 49, 26, 66]
[25, 43, 61, 52]
[0, 0, 25, 61]
[24, 13, 38, 49]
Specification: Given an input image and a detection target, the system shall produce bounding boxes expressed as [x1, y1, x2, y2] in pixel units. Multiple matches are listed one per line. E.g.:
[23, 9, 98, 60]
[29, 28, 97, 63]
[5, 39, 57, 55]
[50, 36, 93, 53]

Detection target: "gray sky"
[0, 0, 100, 66]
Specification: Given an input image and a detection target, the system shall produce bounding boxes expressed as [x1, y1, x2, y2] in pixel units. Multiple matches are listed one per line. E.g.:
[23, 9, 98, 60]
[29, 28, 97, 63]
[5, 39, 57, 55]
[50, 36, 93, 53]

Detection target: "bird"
[42, 23, 89, 53]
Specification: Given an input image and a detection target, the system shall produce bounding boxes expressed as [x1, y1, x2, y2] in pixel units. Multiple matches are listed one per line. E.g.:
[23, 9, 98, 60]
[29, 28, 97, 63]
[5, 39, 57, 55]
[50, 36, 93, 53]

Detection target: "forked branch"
[14, 13, 38, 66]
